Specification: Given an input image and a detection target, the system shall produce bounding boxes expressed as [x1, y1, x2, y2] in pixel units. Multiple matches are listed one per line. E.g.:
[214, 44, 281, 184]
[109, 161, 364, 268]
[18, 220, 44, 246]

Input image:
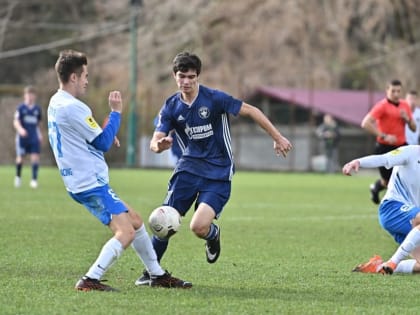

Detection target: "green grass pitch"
[0, 166, 419, 315]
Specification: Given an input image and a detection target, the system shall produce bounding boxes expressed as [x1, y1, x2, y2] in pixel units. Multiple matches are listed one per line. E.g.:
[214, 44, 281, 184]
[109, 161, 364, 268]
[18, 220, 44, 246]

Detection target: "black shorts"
[374, 142, 406, 181]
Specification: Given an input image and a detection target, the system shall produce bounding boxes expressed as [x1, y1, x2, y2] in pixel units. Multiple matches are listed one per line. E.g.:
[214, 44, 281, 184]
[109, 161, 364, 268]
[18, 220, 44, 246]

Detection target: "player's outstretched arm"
[238, 102, 292, 157]
[150, 131, 173, 153]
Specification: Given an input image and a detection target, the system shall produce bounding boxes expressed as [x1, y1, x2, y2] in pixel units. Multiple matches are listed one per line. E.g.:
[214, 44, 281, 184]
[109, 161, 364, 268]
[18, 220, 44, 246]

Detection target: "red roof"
[256, 86, 385, 126]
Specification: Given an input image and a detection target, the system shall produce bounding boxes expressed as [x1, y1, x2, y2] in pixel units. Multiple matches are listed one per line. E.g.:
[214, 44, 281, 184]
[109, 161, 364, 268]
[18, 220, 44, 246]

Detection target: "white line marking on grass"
[224, 214, 377, 222]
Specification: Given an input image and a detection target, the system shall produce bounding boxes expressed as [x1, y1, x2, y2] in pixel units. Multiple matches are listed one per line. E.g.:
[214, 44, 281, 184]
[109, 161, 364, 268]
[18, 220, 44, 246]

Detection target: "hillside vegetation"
[1, 0, 420, 163]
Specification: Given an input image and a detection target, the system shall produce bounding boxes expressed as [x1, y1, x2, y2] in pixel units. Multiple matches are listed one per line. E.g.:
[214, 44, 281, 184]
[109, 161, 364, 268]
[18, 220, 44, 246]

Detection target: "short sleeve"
[383, 145, 413, 168]
[214, 90, 242, 116]
[155, 104, 173, 134]
[369, 102, 384, 120]
[67, 102, 102, 143]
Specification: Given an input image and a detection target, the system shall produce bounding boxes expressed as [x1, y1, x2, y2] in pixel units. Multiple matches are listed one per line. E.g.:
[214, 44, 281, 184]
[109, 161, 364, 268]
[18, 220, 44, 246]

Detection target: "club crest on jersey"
[85, 116, 99, 129]
[198, 106, 210, 119]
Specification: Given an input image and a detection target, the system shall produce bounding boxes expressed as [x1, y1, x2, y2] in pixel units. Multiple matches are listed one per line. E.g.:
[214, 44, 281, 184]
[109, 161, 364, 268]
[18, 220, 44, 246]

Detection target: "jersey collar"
[179, 84, 200, 106]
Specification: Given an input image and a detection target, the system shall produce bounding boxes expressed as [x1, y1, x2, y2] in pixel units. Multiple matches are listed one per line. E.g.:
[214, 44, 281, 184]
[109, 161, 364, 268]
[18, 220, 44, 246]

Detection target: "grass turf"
[0, 166, 417, 315]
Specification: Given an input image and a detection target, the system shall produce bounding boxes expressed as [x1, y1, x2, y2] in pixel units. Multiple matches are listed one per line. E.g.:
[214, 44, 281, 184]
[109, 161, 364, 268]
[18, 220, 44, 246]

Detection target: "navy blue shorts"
[16, 136, 40, 155]
[163, 171, 231, 219]
[69, 184, 128, 225]
[379, 199, 420, 244]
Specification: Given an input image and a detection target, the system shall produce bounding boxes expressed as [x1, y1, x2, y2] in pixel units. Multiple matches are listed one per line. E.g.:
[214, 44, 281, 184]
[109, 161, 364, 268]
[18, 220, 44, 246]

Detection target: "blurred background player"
[13, 85, 42, 188]
[136, 52, 292, 285]
[48, 49, 191, 291]
[343, 145, 420, 275]
[316, 114, 340, 173]
[361, 79, 415, 204]
[405, 90, 420, 145]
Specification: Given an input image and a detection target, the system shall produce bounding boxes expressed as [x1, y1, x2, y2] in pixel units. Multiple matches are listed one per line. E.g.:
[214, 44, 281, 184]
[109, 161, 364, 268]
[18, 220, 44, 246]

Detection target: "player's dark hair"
[172, 52, 201, 75]
[389, 79, 402, 86]
[55, 50, 87, 84]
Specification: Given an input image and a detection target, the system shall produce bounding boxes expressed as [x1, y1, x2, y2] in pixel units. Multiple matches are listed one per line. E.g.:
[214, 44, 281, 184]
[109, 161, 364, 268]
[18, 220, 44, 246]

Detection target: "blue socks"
[32, 163, 39, 180]
[205, 223, 219, 241]
[16, 163, 22, 177]
[151, 235, 169, 262]
[151, 223, 219, 262]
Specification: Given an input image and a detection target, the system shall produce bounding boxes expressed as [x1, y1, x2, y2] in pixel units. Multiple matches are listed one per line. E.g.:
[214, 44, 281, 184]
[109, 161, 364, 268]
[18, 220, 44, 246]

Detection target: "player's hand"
[19, 128, 28, 137]
[400, 109, 410, 122]
[113, 136, 120, 148]
[274, 135, 292, 157]
[157, 136, 173, 152]
[109, 91, 123, 113]
[384, 134, 397, 145]
[342, 160, 360, 176]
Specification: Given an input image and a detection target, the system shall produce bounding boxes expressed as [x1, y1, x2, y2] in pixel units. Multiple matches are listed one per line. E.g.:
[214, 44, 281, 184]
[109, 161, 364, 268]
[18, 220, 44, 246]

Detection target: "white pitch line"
[223, 214, 377, 222]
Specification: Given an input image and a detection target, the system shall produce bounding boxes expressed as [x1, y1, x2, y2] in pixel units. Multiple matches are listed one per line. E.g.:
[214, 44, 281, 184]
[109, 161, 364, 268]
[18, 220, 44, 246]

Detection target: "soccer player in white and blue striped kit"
[48, 50, 191, 291]
[137, 52, 293, 284]
[344, 145, 420, 275]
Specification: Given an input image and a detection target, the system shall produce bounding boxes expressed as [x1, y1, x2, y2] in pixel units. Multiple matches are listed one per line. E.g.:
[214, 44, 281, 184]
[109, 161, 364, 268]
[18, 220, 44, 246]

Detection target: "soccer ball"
[148, 206, 181, 239]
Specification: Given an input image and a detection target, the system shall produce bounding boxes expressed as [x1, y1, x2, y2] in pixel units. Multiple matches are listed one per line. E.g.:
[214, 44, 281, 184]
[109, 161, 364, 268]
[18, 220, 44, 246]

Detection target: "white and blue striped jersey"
[359, 145, 420, 206]
[47, 89, 108, 193]
[156, 85, 242, 181]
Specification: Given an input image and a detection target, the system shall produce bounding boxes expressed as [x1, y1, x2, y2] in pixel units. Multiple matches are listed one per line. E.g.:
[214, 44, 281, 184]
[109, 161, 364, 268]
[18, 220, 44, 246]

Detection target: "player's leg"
[135, 172, 196, 287]
[151, 172, 197, 263]
[122, 204, 166, 277]
[190, 202, 221, 263]
[14, 136, 24, 188]
[126, 207, 192, 288]
[28, 141, 40, 188]
[190, 178, 231, 263]
[71, 186, 127, 291]
[190, 203, 218, 238]
[354, 201, 419, 274]
[114, 208, 191, 288]
[379, 203, 420, 274]
[29, 153, 40, 188]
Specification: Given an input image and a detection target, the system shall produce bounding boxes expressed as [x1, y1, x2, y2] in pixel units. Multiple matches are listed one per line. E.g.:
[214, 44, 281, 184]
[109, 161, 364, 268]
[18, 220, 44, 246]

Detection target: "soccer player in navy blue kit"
[137, 52, 292, 285]
[13, 86, 43, 188]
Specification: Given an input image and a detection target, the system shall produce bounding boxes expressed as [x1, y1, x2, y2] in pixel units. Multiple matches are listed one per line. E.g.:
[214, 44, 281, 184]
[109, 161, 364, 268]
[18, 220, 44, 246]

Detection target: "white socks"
[394, 259, 416, 274]
[85, 225, 164, 280]
[390, 228, 420, 265]
[86, 237, 124, 280]
[131, 224, 165, 276]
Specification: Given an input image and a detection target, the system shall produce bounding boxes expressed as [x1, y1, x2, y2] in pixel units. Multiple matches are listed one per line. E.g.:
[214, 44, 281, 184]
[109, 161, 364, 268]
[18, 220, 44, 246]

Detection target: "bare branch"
[0, 0, 19, 51]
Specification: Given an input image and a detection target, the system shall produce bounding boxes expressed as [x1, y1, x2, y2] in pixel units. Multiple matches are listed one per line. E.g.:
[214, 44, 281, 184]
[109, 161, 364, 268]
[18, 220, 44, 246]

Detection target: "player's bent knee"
[129, 211, 143, 229]
[189, 222, 208, 238]
[115, 228, 136, 248]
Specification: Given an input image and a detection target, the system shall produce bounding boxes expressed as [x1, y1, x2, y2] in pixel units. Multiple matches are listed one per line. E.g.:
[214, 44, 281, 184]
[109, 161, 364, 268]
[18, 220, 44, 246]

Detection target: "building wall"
[139, 125, 372, 172]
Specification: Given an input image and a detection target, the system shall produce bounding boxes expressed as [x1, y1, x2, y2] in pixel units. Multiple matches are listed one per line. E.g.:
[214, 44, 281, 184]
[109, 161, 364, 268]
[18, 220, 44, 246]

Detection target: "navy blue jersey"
[156, 85, 242, 181]
[15, 103, 42, 142]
